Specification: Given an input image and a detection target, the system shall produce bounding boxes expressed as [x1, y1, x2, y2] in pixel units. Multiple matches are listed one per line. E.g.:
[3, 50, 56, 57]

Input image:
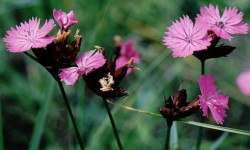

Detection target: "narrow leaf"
[107, 100, 250, 136]
[179, 120, 250, 136]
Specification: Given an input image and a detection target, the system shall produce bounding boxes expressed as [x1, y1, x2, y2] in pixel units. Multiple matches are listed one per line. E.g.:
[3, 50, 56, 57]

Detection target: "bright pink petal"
[59, 67, 80, 85]
[3, 18, 55, 53]
[198, 74, 229, 125]
[53, 9, 77, 30]
[237, 69, 250, 96]
[163, 15, 211, 58]
[76, 50, 106, 74]
[198, 4, 249, 41]
[115, 40, 140, 75]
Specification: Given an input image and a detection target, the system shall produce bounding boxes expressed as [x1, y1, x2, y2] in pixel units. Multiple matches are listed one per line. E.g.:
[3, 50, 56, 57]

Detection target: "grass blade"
[28, 79, 55, 150]
[209, 132, 229, 150]
[107, 100, 250, 136]
[179, 120, 250, 136]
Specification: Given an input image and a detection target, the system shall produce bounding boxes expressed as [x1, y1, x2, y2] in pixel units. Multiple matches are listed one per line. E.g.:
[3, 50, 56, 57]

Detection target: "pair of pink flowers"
[4, 9, 77, 53]
[163, 4, 248, 58]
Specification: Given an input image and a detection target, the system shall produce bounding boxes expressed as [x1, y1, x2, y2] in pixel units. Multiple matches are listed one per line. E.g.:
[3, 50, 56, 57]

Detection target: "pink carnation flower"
[53, 9, 77, 30]
[3, 18, 55, 53]
[115, 41, 140, 75]
[236, 69, 250, 96]
[198, 4, 248, 41]
[198, 74, 229, 125]
[163, 15, 212, 57]
[59, 50, 106, 85]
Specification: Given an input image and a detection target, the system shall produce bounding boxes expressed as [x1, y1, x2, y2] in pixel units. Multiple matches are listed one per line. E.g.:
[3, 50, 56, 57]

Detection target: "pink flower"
[163, 15, 212, 58]
[198, 4, 248, 41]
[53, 9, 77, 30]
[115, 41, 140, 75]
[198, 74, 229, 125]
[59, 50, 106, 85]
[3, 18, 55, 53]
[236, 69, 250, 96]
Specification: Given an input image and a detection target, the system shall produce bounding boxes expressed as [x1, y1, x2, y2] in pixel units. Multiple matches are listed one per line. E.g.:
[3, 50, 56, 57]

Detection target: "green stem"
[196, 60, 206, 150]
[24, 52, 39, 63]
[57, 81, 84, 150]
[201, 60, 205, 75]
[103, 98, 123, 150]
[165, 121, 173, 150]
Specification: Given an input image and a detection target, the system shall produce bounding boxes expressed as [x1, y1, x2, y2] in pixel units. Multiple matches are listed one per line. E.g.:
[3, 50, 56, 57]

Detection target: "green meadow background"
[0, 0, 250, 149]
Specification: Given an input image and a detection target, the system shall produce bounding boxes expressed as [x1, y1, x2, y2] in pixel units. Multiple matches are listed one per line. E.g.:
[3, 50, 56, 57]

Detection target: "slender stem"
[201, 60, 205, 75]
[24, 52, 39, 63]
[103, 98, 123, 150]
[165, 121, 173, 150]
[57, 81, 84, 150]
[196, 60, 206, 150]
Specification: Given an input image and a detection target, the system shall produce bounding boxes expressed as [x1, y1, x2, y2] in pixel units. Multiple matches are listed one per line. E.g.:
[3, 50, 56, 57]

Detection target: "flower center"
[216, 21, 225, 28]
[185, 37, 192, 43]
[99, 72, 115, 92]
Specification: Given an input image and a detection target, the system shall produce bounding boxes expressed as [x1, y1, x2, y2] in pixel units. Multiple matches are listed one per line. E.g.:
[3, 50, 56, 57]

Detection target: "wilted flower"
[163, 15, 211, 58]
[115, 40, 140, 75]
[198, 4, 248, 41]
[236, 69, 250, 96]
[59, 50, 107, 85]
[3, 18, 55, 53]
[159, 89, 200, 126]
[198, 74, 229, 125]
[53, 9, 77, 30]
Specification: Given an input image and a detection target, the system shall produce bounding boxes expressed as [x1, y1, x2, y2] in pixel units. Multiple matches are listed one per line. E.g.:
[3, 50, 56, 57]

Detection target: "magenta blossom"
[198, 74, 229, 125]
[163, 15, 212, 58]
[3, 18, 55, 53]
[236, 69, 250, 96]
[115, 41, 140, 75]
[198, 4, 248, 41]
[53, 9, 77, 30]
[59, 50, 106, 85]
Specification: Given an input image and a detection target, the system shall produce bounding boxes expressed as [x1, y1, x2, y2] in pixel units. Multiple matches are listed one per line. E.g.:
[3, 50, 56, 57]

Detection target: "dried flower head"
[236, 69, 250, 96]
[53, 9, 77, 30]
[198, 4, 248, 41]
[4, 18, 55, 53]
[159, 89, 200, 125]
[198, 74, 229, 124]
[163, 15, 212, 57]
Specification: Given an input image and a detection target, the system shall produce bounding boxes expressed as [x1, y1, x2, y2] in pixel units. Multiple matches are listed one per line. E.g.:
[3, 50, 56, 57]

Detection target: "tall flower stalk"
[3, 10, 85, 149]
[163, 3, 247, 149]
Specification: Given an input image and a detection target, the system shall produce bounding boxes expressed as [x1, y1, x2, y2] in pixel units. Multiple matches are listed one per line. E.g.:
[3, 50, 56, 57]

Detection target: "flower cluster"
[60, 46, 139, 99]
[4, 9, 81, 79]
[163, 4, 248, 58]
[161, 4, 248, 125]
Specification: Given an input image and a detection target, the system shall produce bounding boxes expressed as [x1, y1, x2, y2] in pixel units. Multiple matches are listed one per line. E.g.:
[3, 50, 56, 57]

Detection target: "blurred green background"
[0, 0, 250, 149]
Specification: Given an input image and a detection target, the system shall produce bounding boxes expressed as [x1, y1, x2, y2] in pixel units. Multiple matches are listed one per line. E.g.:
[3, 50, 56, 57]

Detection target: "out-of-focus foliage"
[0, 0, 250, 149]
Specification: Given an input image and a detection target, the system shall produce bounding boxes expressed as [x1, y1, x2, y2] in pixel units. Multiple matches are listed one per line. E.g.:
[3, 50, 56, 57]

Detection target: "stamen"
[99, 72, 115, 92]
